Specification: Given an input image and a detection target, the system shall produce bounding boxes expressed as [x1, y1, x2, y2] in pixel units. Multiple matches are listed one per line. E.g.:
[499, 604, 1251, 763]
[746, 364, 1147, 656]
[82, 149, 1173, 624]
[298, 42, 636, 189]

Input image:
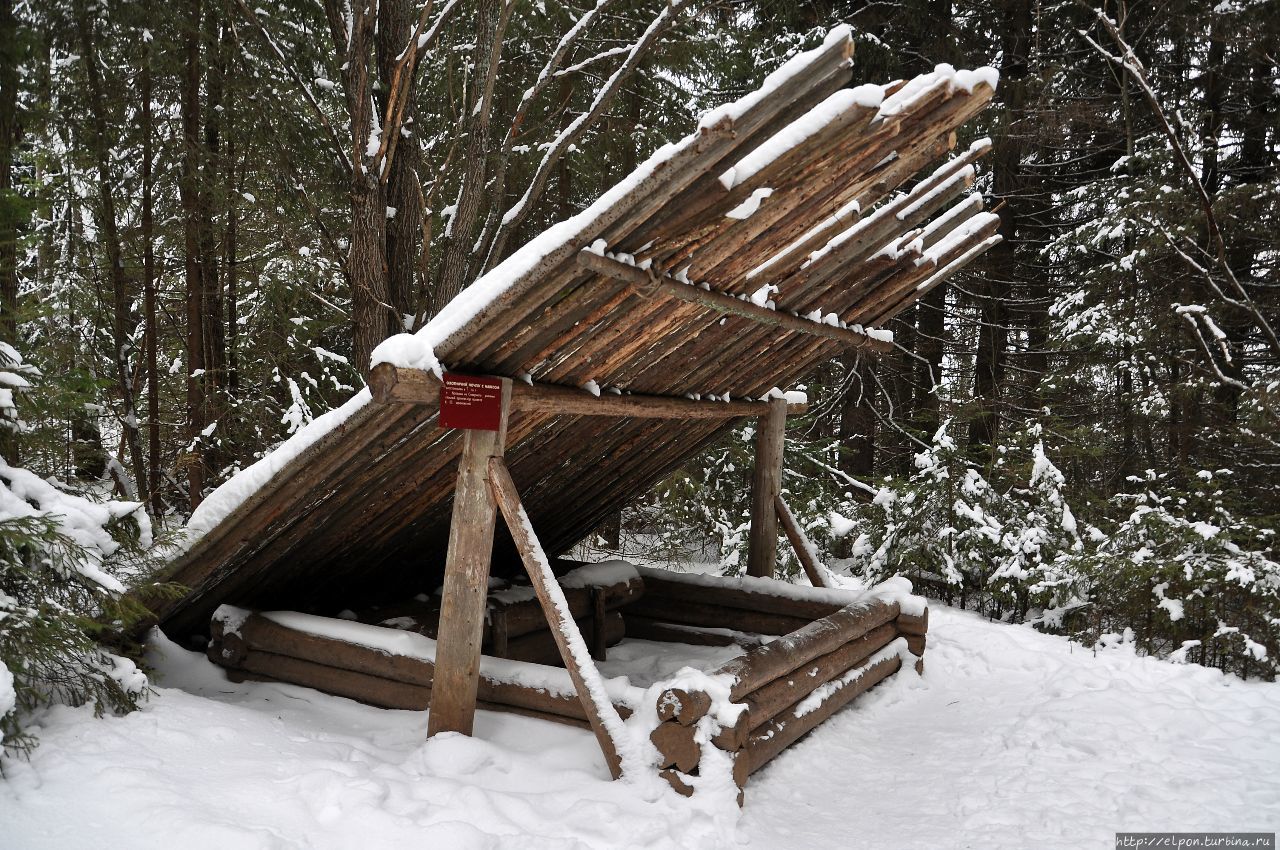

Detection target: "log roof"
[152, 29, 1001, 638]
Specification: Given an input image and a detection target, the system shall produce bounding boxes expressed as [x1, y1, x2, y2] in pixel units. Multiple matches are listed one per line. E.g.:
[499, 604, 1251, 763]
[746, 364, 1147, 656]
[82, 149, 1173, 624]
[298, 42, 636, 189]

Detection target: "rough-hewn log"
[651, 720, 700, 772]
[747, 397, 787, 579]
[502, 611, 625, 666]
[740, 623, 896, 731]
[491, 576, 643, 639]
[368, 362, 808, 418]
[746, 651, 903, 775]
[212, 612, 433, 685]
[903, 632, 926, 657]
[623, 595, 811, 636]
[429, 377, 513, 738]
[775, 495, 829, 588]
[489, 457, 626, 779]
[638, 573, 844, 620]
[715, 598, 900, 701]
[622, 616, 767, 649]
[235, 648, 432, 710]
[577, 250, 894, 354]
[656, 687, 713, 726]
[896, 608, 929, 636]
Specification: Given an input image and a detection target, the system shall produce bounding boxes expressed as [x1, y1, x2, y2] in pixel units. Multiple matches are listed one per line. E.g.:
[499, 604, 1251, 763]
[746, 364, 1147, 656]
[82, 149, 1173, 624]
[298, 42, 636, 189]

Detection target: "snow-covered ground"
[3, 605, 1278, 849]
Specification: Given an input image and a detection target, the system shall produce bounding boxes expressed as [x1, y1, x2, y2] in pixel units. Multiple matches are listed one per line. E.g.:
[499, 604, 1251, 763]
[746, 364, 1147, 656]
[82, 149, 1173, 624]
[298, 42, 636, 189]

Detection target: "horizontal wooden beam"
[575, 249, 895, 354]
[368, 363, 808, 418]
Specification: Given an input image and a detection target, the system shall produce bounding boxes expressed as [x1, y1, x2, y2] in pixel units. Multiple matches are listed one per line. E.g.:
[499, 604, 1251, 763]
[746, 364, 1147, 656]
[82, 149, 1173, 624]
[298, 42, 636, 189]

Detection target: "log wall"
[204, 569, 929, 805]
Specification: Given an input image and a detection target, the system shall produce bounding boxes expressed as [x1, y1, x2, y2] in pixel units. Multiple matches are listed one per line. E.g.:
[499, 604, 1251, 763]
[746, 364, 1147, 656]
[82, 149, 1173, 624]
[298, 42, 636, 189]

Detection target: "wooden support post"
[775, 494, 829, 588]
[747, 396, 787, 578]
[488, 457, 627, 779]
[427, 377, 512, 738]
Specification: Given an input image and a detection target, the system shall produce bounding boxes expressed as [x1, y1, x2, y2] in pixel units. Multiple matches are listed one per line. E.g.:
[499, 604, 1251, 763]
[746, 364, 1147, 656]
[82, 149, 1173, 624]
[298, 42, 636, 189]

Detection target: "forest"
[0, 0, 1277, 752]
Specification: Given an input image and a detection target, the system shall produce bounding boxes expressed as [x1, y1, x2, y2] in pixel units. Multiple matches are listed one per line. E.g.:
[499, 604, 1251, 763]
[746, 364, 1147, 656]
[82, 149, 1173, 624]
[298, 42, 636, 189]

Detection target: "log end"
[655, 687, 712, 726]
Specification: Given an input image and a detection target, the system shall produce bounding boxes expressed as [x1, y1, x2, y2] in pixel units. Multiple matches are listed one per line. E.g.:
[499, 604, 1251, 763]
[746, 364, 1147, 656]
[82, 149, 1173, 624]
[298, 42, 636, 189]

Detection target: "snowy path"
[3, 607, 1278, 849]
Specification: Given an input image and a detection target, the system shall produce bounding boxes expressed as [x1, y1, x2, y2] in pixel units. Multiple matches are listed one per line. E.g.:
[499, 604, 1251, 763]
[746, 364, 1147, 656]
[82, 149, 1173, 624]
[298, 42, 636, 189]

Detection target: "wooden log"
[903, 632, 926, 657]
[747, 397, 788, 579]
[237, 648, 432, 710]
[622, 616, 768, 649]
[638, 573, 844, 620]
[210, 612, 632, 723]
[590, 588, 608, 661]
[501, 611, 625, 666]
[216, 611, 435, 685]
[577, 250, 893, 354]
[896, 607, 929, 636]
[623, 595, 811, 636]
[655, 688, 713, 726]
[746, 651, 903, 775]
[650, 721, 701, 773]
[491, 575, 644, 639]
[227, 648, 607, 730]
[429, 377, 513, 738]
[368, 362, 808, 418]
[714, 598, 901, 702]
[488, 457, 626, 779]
[711, 707, 751, 752]
[660, 769, 695, 798]
[774, 495, 829, 588]
[739, 622, 896, 731]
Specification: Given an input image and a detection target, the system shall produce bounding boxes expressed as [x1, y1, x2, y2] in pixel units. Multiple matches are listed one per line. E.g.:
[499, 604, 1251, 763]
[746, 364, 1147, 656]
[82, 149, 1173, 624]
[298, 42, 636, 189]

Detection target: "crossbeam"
[576, 250, 895, 354]
[368, 363, 808, 418]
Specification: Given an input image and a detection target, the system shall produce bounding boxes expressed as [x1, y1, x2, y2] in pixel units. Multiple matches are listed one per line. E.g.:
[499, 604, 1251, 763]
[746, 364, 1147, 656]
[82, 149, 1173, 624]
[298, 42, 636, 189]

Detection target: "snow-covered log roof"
[150, 27, 1000, 638]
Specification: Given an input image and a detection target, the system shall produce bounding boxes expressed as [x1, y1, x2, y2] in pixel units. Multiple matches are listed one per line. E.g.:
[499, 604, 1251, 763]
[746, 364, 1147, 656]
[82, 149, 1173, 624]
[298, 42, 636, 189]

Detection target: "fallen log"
[746, 650, 903, 775]
[739, 622, 897, 731]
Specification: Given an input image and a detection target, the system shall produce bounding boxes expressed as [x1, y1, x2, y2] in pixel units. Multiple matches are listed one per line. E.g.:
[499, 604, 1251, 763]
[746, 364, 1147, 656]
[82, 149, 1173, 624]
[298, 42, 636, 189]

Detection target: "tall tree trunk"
[969, 0, 1031, 453]
[200, 15, 228, 479]
[378, 0, 423, 334]
[0, 0, 20, 461]
[141, 6, 161, 515]
[180, 0, 207, 508]
[76, 1, 148, 501]
[838, 354, 877, 482]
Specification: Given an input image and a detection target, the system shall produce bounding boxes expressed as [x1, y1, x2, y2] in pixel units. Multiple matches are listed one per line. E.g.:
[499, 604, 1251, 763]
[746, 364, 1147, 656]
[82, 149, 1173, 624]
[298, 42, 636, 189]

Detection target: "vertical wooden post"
[427, 377, 512, 737]
[747, 396, 787, 578]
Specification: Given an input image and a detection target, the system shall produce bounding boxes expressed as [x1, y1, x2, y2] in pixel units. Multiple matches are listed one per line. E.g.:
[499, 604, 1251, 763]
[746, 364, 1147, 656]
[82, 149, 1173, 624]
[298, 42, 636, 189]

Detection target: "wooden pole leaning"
[775, 494, 829, 588]
[747, 396, 788, 578]
[487, 457, 626, 779]
[427, 377, 513, 738]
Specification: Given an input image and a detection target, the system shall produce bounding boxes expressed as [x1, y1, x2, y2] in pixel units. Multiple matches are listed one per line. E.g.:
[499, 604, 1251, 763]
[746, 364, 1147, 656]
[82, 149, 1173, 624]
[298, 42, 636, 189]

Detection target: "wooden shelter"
[143, 28, 999, 802]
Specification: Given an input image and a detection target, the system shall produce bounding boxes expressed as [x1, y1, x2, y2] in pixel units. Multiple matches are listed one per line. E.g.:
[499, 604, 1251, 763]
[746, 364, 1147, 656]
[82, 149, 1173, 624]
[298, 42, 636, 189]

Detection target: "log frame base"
[202, 563, 928, 805]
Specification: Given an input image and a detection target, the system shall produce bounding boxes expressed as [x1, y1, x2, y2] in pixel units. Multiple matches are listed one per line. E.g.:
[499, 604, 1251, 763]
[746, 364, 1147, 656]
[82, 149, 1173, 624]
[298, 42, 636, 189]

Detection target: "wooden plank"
[775, 495, 829, 588]
[577, 250, 894, 353]
[428, 377, 513, 738]
[747, 397, 788, 578]
[368, 362, 807, 418]
[488, 457, 626, 779]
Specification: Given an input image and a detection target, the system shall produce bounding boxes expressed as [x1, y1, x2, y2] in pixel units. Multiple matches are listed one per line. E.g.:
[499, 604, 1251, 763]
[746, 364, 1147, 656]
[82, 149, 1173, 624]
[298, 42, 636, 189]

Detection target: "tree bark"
[76, 1, 148, 502]
[180, 0, 207, 507]
[141, 5, 161, 514]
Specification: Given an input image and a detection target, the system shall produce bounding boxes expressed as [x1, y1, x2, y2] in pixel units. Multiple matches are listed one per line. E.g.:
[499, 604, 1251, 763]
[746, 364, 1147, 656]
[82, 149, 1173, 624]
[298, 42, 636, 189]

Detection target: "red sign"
[439, 373, 505, 431]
